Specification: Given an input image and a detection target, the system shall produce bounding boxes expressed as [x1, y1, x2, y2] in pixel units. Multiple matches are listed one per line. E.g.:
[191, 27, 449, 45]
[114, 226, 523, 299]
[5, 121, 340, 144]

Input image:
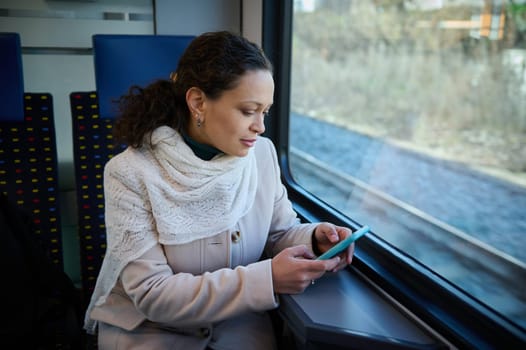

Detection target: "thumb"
[287, 245, 315, 259]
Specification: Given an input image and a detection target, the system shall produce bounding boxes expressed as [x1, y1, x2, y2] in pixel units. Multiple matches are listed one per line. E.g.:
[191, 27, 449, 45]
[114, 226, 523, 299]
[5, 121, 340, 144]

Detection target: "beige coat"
[90, 136, 318, 349]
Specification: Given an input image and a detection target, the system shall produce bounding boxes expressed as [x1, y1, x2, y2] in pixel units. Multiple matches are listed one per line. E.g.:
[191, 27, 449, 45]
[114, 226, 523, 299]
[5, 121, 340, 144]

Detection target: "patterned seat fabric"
[0, 93, 63, 267]
[70, 91, 125, 301]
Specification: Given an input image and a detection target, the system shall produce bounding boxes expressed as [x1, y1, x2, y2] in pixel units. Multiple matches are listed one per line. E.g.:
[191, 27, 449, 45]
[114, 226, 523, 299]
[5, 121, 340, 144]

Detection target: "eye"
[242, 109, 256, 116]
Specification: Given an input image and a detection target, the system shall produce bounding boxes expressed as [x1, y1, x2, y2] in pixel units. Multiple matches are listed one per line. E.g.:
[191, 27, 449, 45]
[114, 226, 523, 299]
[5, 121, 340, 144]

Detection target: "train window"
[287, 0, 525, 330]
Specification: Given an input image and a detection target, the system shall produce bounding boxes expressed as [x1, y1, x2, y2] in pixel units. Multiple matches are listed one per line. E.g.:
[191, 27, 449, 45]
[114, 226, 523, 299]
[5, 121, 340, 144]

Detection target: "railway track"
[290, 147, 526, 327]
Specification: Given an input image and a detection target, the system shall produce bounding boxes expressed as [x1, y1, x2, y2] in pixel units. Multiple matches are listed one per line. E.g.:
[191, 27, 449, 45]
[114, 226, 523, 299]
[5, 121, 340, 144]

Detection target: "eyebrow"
[241, 101, 273, 108]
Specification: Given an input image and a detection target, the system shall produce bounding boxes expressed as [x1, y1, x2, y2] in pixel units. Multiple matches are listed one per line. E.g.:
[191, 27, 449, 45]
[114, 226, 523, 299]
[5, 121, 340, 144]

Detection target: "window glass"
[289, 0, 526, 328]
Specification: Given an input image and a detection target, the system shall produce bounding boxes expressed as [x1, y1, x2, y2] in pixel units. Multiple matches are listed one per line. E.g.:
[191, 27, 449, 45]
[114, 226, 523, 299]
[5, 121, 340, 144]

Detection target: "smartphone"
[316, 225, 370, 260]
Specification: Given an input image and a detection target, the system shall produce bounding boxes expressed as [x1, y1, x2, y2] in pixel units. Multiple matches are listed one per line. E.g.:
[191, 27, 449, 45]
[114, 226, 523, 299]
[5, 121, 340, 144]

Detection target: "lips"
[241, 138, 257, 147]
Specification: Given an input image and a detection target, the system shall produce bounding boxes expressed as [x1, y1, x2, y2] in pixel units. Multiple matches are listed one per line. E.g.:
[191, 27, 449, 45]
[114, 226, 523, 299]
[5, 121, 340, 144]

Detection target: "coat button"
[231, 231, 241, 243]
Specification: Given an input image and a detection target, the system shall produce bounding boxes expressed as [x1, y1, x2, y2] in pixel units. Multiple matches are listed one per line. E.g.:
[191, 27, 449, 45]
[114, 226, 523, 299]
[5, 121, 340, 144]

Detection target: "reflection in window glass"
[289, 0, 526, 328]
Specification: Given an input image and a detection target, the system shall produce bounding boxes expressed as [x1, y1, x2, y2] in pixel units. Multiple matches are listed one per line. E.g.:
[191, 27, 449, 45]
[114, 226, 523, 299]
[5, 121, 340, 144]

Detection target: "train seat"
[69, 34, 194, 305]
[0, 32, 63, 267]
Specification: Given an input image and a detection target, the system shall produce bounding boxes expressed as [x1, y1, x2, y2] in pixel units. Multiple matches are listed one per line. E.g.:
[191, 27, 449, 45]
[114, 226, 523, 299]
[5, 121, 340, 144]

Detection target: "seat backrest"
[71, 34, 194, 303]
[0, 32, 63, 267]
[70, 91, 126, 300]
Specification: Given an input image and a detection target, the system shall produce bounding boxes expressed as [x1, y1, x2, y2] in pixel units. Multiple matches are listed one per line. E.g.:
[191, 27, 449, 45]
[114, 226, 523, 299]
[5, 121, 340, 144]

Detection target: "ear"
[186, 87, 206, 118]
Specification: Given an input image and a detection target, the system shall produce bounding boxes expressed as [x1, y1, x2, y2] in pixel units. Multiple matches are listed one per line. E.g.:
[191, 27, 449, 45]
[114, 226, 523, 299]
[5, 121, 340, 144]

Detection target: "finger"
[316, 223, 339, 243]
[323, 256, 341, 271]
[346, 242, 355, 264]
[332, 258, 349, 272]
[346, 250, 354, 264]
[327, 250, 353, 272]
[304, 256, 340, 275]
[336, 226, 352, 240]
[326, 224, 339, 243]
[313, 257, 342, 279]
[288, 245, 315, 259]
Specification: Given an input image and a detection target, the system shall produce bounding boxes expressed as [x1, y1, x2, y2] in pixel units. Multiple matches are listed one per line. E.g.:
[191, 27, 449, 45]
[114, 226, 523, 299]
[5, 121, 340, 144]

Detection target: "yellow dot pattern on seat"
[0, 93, 63, 267]
[70, 91, 126, 301]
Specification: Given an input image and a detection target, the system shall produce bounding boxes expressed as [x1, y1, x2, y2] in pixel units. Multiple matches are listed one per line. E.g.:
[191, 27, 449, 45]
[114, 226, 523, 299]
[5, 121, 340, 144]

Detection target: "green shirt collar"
[182, 133, 222, 161]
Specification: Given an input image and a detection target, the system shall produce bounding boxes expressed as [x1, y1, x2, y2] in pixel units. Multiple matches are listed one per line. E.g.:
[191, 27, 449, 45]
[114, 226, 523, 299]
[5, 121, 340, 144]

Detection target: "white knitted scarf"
[84, 126, 258, 333]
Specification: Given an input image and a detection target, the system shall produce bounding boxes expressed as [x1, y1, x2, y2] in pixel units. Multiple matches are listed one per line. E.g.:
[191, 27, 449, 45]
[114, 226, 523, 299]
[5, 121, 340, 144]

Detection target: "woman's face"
[190, 69, 274, 157]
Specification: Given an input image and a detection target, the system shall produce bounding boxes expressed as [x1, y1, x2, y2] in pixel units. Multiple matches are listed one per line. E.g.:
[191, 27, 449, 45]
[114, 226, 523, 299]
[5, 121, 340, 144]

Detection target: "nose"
[251, 113, 266, 135]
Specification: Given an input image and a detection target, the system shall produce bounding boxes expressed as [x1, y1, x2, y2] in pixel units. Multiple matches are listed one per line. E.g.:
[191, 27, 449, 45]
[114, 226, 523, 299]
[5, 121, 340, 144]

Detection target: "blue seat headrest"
[93, 34, 194, 119]
[0, 33, 25, 122]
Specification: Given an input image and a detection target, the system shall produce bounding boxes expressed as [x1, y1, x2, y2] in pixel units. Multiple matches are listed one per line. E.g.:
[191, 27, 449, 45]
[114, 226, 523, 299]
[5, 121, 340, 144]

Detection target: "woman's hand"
[313, 222, 354, 272]
[271, 245, 340, 294]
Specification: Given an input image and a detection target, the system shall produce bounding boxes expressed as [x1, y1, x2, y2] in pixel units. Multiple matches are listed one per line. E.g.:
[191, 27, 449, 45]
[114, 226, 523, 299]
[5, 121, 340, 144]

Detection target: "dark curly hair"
[113, 31, 273, 148]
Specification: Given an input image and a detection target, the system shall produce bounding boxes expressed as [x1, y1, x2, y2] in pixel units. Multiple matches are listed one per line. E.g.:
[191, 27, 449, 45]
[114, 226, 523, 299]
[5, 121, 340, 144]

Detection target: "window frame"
[261, 0, 526, 348]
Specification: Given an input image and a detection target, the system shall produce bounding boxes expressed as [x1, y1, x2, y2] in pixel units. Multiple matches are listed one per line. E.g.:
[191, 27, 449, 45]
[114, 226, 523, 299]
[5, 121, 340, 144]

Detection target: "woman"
[86, 31, 354, 349]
